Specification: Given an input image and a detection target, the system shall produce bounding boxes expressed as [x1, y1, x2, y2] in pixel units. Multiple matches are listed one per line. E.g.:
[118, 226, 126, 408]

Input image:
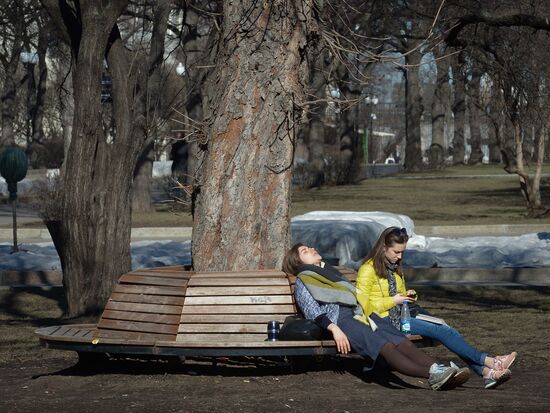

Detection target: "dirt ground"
[1, 286, 550, 413]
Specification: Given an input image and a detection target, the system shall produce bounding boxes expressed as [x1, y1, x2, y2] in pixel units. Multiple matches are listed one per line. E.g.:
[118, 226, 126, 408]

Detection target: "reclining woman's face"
[298, 245, 322, 265]
[384, 242, 406, 263]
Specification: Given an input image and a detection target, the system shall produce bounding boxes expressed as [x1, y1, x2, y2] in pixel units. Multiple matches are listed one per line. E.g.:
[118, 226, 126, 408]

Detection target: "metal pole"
[11, 198, 18, 252]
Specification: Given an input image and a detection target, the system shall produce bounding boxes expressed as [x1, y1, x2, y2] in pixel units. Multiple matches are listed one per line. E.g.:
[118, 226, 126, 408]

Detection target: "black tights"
[379, 339, 436, 378]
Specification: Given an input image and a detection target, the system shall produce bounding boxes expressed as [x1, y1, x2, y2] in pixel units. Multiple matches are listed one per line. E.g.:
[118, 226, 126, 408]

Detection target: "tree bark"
[26, 11, 50, 167]
[192, 1, 316, 271]
[431, 54, 449, 148]
[0, 14, 24, 149]
[467, 71, 484, 165]
[429, 53, 450, 168]
[451, 55, 466, 164]
[132, 143, 154, 213]
[404, 50, 423, 171]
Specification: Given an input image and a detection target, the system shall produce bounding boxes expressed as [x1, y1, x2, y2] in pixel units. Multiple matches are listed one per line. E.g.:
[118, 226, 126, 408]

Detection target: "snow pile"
[1, 211, 549, 271]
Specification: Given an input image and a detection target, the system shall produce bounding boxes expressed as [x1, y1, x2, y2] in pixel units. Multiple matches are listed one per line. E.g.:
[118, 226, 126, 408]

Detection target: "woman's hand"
[406, 289, 418, 301]
[393, 293, 415, 305]
[327, 323, 351, 354]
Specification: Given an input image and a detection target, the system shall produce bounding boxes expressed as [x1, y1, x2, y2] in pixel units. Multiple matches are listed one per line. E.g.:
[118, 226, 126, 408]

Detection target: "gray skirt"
[337, 306, 405, 366]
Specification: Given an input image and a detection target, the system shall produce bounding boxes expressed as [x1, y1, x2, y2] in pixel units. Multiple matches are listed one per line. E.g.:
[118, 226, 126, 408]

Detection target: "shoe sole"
[484, 370, 512, 389]
[430, 370, 456, 391]
[503, 353, 517, 370]
[447, 368, 470, 388]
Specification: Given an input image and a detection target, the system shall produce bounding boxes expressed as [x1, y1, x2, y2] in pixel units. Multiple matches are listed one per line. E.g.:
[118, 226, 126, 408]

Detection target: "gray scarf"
[386, 260, 401, 330]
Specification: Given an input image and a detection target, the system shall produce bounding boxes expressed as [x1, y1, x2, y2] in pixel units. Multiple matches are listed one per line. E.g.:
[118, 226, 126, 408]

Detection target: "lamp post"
[364, 95, 378, 164]
[20, 52, 38, 144]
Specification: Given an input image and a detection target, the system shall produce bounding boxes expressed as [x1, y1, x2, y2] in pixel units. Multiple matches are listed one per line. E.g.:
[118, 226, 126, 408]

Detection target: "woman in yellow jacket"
[357, 226, 517, 389]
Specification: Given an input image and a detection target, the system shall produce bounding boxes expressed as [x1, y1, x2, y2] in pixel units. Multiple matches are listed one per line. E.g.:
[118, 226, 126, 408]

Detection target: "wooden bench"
[36, 267, 435, 360]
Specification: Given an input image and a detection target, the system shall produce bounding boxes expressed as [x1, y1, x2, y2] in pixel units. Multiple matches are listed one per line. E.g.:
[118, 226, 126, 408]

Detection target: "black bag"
[409, 302, 432, 317]
[279, 315, 331, 341]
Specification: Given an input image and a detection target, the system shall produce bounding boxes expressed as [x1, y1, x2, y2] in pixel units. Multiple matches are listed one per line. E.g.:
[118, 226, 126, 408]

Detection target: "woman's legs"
[379, 342, 430, 378]
[395, 337, 435, 367]
[410, 318, 486, 376]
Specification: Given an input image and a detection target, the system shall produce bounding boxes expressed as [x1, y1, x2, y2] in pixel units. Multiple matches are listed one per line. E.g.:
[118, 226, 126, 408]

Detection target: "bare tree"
[443, 0, 550, 215]
[40, 0, 178, 316]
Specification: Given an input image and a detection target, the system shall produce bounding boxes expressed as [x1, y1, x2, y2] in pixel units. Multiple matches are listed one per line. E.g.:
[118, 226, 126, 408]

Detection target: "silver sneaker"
[428, 363, 458, 391]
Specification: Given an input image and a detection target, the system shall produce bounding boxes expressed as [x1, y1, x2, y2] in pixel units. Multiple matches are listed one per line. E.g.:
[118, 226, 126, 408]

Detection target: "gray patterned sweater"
[294, 278, 339, 330]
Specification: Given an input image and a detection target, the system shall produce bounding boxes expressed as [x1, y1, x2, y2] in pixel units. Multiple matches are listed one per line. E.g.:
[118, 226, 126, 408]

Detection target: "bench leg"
[77, 351, 109, 367]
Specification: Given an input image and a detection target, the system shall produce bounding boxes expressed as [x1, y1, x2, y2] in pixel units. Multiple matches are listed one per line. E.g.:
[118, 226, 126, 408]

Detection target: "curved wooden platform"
[36, 266, 434, 359]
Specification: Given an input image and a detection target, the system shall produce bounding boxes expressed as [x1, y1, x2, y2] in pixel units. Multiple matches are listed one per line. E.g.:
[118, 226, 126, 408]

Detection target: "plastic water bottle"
[400, 302, 411, 336]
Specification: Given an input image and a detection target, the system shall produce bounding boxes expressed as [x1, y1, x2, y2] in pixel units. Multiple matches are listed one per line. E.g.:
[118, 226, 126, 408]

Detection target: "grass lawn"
[134, 164, 550, 227]
[292, 164, 550, 226]
[7, 164, 550, 229]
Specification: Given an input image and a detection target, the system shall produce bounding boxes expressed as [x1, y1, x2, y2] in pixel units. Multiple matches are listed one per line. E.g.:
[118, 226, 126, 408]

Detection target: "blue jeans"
[408, 317, 487, 376]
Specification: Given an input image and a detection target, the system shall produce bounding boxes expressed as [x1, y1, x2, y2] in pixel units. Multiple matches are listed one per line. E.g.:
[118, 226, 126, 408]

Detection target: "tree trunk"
[429, 53, 450, 168]
[451, 56, 466, 164]
[192, 1, 315, 271]
[0, 43, 23, 148]
[467, 69, 484, 165]
[131, 0, 172, 213]
[303, 64, 328, 187]
[404, 51, 423, 171]
[27, 13, 50, 167]
[431, 55, 449, 148]
[132, 143, 154, 212]
[42, 0, 148, 317]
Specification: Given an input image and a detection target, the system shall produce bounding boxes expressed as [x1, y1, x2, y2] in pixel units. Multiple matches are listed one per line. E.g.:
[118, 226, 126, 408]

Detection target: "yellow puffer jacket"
[356, 258, 409, 318]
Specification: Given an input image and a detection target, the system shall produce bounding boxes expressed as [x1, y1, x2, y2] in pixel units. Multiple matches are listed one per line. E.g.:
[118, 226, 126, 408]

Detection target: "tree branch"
[445, 13, 550, 45]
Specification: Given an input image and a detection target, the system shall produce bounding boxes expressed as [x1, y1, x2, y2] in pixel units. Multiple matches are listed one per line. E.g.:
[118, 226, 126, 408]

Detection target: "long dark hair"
[364, 227, 409, 278]
[282, 243, 304, 275]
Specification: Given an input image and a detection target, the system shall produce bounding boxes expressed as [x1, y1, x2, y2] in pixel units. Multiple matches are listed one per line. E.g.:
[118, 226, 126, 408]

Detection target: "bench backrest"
[177, 270, 295, 343]
[97, 267, 357, 343]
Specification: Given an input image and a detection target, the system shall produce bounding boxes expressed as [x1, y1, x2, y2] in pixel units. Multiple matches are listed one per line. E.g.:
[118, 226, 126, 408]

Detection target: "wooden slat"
[192, 271, 287, 278]
[181, 304, 296, 314]
[52, 326, 73, 337]
[166, 338, 326, 347]
[98, 319, 178, 335]
[113, 284, 187, 296]
[178, 323, 266, 334]
[179, 314, 289, 324]
[119, 274, 189, 287]
[82, 330, 95, 339]
[98, 329, 173, 342]
[109, 293, 185, 306]
[183, 295, 293, 305]
[37, 325, 62, 336]
[187, 277, 290, 287]
[73, 329, 93, 338]
[100, 310, 181, 325]
[185, 286, 291, 296]
[129, 270, 193, 279]
[176, 333, 268, 342]
[104, 301, 182, 314]
[35, 324, 97, 340]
